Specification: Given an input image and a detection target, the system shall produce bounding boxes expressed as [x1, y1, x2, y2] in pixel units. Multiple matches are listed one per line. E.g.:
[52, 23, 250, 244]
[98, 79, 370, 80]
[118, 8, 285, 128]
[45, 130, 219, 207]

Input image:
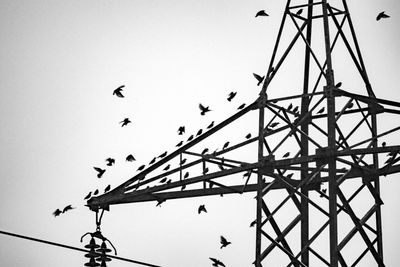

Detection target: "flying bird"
[196, 129, 203, 136]
[159, 151, 168, 158]
[137, 164, 146, 171]
[84, 192, 92, 200]
[104, 184, 111, 193]
[199, 103, 211, 116]
[126, 154, 136, 162]
[105, 158, 115, 166]
[120, 118, 131, 127]
[253, 73, 264, 86]
[220, 235, 231, 249]
[187, 135, 194, 142]
[93, 167, 105, 178]
[53, 209, 62, 217]
[317, 107, 325, 114]
[209, 257, 226, 267]
[198, 204, 207, 214]
[207, 121, 215, 129]
[113, 85, 125, 98]
[238, 103, 246, 110]
[178, 126, 185, 135]
[255, 10, 269, 17]
[245, 133, 252, 139]
[176, 141, 183, 147]
[149, 157, 156, 164]
[227, 91, 237, 102]
[222, 141, 230, 150]
[62, 205, 75, 213]
[376, 11, 390, 21]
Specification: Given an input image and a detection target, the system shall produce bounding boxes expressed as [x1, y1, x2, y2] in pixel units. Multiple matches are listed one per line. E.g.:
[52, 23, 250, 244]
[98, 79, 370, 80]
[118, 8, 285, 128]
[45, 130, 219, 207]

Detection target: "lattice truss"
[88, 0, 399, 266]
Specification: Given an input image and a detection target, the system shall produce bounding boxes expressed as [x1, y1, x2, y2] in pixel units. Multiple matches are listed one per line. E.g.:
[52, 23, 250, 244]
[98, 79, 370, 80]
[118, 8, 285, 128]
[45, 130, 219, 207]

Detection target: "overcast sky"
[0, 1, 399, 266]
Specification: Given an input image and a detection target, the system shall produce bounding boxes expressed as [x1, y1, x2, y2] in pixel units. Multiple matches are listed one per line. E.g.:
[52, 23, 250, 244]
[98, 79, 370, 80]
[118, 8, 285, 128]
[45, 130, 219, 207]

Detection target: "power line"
[0, 229, 162, 267]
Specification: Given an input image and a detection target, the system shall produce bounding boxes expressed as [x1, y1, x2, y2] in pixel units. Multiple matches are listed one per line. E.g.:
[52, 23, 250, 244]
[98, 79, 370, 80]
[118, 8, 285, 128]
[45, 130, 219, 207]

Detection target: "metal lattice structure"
[88, 1, 400, 266]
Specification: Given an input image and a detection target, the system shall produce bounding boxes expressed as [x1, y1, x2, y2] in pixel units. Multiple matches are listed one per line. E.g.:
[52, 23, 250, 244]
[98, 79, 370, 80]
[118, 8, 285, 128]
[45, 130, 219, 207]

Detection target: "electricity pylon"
[88, 1, 400, 266]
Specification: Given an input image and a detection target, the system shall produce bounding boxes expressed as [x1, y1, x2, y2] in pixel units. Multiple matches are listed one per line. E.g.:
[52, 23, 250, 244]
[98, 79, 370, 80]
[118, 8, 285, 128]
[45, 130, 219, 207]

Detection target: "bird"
[227, 91, 237, 102]
[184, 172, 189, 179]
[181, 158, 187, 165]
[376, 11, 390, 21]
[104, 184, 111, 193]
[176, 141, 183, 147]
[220, 235, 231, 249]
[255, 10, 269, 17]
[105, 158, 115, 166]
[203, 167, 209, 174]
[53, 209, 62, 217]
[163, 164, 170, 171]
[335, 82, 342, 88]
[156, 198, 165, 207]
[250, 219, 257, 227]
[198, 204, 207, 214]
[137, 164, 146, 171]
[207, 121, 215, 129]
[159, 151, 168, 158]
[187, 135, 194, 142]
[84, 192, 92, 200]
[93, 189, 99, 196]
[209, 257, 225, 267]
[62, 205, 75, 213]
[382, 141, 386, 147]
[253, 73, 264, 86]
[243, 171, 251, 178]
[178, 126, 185, 135]
[199, 103, 211, 116]
[283, 152, 290, 158]
[292, 106, 299, 114]
[296, 8, 303, 15]
[113, 85, 125, 98]
[201, 148, 209, 155]
[320, 188, 327, 197]
[286, 173, 294, 179]
[287, 103, 293, 111]
[245, 133, 252, 139]
[347, 102, 354, 109]
[270, 122, 279, 128]
[93, 167, 105, 178]
[181, 184, 186, 191]
[126, 154, 136, 162]
[159, 177, 167, 183]
[149, 157, 156, 164]
[222, 141, 230, 150]
[120, 118, 131, 127]
[238, 103, 246, 110]
[317, 107, 325, 114]
[196, 129, 203, 136]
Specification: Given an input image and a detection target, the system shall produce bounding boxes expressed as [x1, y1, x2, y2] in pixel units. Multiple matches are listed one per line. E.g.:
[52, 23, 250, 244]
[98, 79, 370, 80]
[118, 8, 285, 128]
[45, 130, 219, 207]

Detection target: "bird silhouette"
[220, 235, 231, 249]
[320, 188, 327, 197]
[292, 106, 299, 114]
[196, 129, 203, 136]
[296, 8, 303, 15]
[159, 177, 167, 183]
[209, 257, 226, 267]
[178, 126, 185, 135]
[283, 152, 290, 158]
[253, 73, 265, 86]
[376, 11, 390, 21]
[317, 107, 325, 114]
[53, 209, 62, 217]
[227, 91, 237, 101]
[207, 121, 215, 129]
[270, 122, 279, 128]
[84, 192, 92, 200]
[187, 135, 194, 142]
[243, 171, 251, 178]
[202, 148, 209, 155]
[156, 198, 166, 207]
[93, 167, 105, 178]
[181, 184, 186, 191]
[198, 204, 207, 214]
[203, 167, 209, 174]
[113, 85, 125, 98]
[163, 164, 170, 171]
[335, 82, 342, 88]
[184, 172, 189, 179]
[93, 189, 99, 196]
[250, 219, 257, 227]
[382, 141, 386, 147]
[159, 151, 168, 158]
[105, 158, 115, 166]
[120, 118, 131, 127]
[287, 103, 293, 111]
[181, 158, 187, 165]
[286, 173, 294, 179]
[126, 154, 136, 162]
[176, 141, 183, 147]
[347, 102, 354, 109]
[149, 157, 156, 165]
[255, 10, 269, 17]
[199, 103, 211, 116]
[222, 141, 230, 150]
[137, 164, 145, 171]
[62, 205, 75, 213]
[245, 133, 252, 139]
[104, 184, 111, 193]
[237, 103, 246, 110]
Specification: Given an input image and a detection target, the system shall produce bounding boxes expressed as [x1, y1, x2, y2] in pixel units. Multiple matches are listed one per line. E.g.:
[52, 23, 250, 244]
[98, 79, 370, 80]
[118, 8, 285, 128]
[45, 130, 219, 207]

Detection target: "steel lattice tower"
[88, 1, 399, 266]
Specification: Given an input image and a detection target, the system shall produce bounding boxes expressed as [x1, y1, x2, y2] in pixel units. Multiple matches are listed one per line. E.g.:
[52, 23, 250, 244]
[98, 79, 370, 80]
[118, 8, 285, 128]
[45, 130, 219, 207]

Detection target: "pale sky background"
[0, 1, 399, 267]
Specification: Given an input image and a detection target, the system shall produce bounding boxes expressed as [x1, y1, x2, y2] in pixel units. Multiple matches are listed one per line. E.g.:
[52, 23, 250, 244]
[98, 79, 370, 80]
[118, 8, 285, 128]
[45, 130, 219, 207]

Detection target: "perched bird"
[283, 152, 290, 158]
[156, 198, 165, 207]
[335, 82, 342, 88]
[376, 11, 390, 21]
[126, 154, 136, 162]
[245, 133, 252, 139]
[287, 103, 293, 111]
[159, 177, 167, 183]
[178, 126, 185, 135]
[53, 209, 62, 217]
[255, 10, 269, 17]
[105, 158, 115, 166]
[227, 91, 237, 102]
[176, 141, 183, 147]
[286, 173, 294, 179]
[220, 235, 231, 249]
[209, 257, 226, 267]
[201, 148, 209, 155]
[199, 103, 211, 116]
[207, 121, 215, 129]
[197, 129, 203, 136]
[222, 141, 230, 150]
[292, 106, 299, 114]
[320, 188, 327, 198]
[163, 164, 170, 171]
[120, 118, 131, 127]
[113, 85, 125, 98]
[166, 179, 172, 184]
[93, 167, 106, 178]
[347, 102, 354, 109]
[238, 103, 246, 110]
[62, 205, 75, 213]
[317, 107, 325, 114]
[382, 141, 386, 147]
[137, 164, 146, 171]
[84, 192, 92, 200]
[296, 8, 303, 15]
[218, 163, 224, 171]
[270, 122, 279, 128]
[149, 157, 156, 164]
[203, 167, 209, 174]
[104, 184, 111, 193]
[93, 189, 99, 196]
[181, 184, 186, 191]
[159, 151, 168, 158]
[187, 135, 194, 142]
[181, 158, 187, 165]
[253, 73, 265, 86]
[250, 219, 257, 227]
[198, 204, 207, 214]
[184, 172, 189, 179]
